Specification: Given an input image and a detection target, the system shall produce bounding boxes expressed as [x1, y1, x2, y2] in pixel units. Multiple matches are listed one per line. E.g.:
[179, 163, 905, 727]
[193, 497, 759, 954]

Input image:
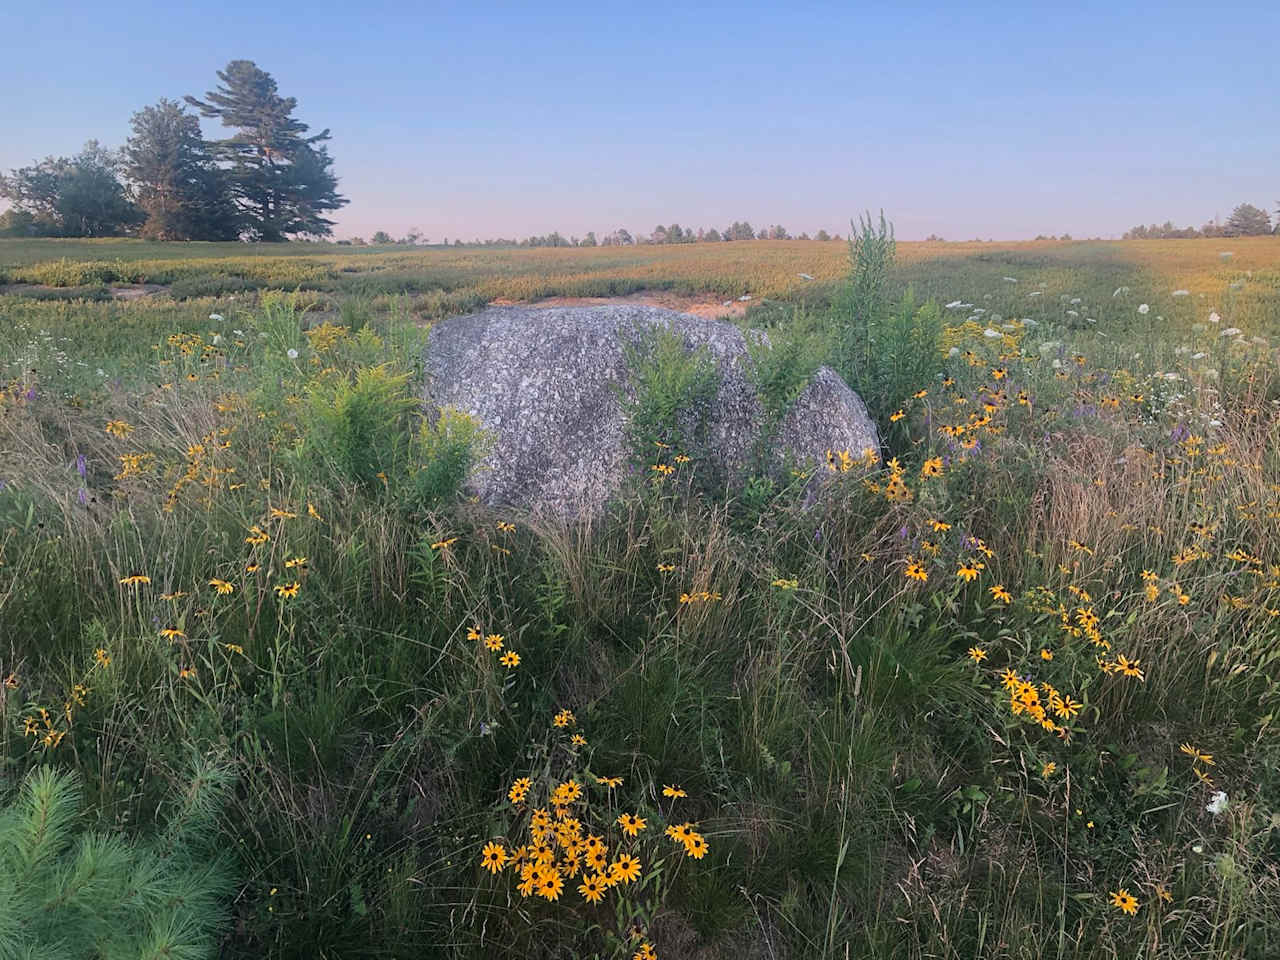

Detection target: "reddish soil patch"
[490, 290, 753, 318]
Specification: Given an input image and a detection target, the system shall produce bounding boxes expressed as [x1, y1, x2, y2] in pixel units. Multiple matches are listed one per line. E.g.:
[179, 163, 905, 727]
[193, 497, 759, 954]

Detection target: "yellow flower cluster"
[470, 623, 521, 668]
[1001, 668, 1082, 736]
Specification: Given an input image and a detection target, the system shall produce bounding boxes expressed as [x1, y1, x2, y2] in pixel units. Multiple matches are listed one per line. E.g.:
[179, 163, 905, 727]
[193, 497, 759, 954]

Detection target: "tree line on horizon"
[1123, 202, 1277, 239]
[350, 222, 843, 249]
[0, 60, 347, 242]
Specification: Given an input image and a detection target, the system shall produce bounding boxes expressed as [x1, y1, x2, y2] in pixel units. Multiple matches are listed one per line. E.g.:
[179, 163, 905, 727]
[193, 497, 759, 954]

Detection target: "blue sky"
[4, 1, 1277, 240]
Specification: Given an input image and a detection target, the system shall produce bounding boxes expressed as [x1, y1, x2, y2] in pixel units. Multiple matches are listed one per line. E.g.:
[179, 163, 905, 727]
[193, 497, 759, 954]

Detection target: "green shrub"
[0, 762, 234, 959]
[744, 307, 830, 456]
[853, 288, 943, 426]
[409, 405, 490, 508]
[834, 211, 896, 385]
[299, 364, 416, 490]
[619, 324, 721, 464]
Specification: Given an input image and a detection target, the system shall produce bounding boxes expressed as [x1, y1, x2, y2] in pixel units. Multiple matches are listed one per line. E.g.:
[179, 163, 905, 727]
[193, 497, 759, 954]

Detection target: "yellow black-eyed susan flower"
[480, 841, 507, 875]
[610, 853, 641, 883]
[682, 832, 708, 860]
[1109, 889, 1139, 916]
[578, 872, 607, 903]
[508, 777, 532, 804]
[1179, 743, 1214, 765]
[617, 813, 646, 837]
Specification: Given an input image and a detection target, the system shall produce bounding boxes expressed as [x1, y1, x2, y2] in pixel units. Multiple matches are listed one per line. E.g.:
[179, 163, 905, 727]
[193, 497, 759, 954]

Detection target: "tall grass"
[0, 241, 1277, 958]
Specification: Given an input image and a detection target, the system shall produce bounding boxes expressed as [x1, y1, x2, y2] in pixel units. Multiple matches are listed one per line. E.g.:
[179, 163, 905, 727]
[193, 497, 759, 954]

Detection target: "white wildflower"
[948, 347, 960, 357]
[983, 328, 1002, 339]
[1208, 312, 1220, 324]
[1206, 791, 1229, 815]
[1172, 289, 1190, 297]
[287, 348, 299, 359]
[209, 313, 224, 322]
[945, 300, 964, 309]
[1220, 327, 1241, 337]
[1138, 304, 1150, 315]
[1002, 276, 1018, 283]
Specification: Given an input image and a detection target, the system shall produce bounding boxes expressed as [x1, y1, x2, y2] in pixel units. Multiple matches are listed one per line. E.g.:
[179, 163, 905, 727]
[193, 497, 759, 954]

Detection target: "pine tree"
[125, 98, 239, 240]
[1223, 202, 1271, 237]
[186, 60, 347, 241]
[0, 760, 235, 957]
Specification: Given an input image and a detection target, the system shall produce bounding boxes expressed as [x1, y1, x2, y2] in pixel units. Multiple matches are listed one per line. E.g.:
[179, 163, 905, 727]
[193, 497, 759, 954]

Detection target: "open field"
[3, 237, 1278, 329]
[1, 236, 1278, 958]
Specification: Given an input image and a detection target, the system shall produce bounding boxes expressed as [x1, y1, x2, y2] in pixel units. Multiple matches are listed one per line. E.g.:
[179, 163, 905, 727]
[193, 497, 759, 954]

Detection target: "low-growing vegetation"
[0, 232, 1278, 958]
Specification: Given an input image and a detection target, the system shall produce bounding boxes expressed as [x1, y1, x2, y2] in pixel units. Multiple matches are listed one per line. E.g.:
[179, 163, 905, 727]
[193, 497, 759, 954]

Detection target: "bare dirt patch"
[110, 283, 168, 300]
[490, 289, 755, 318]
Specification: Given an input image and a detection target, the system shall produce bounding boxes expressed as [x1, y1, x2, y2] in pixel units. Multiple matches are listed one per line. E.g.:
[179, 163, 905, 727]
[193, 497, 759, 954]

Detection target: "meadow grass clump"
[0, 238, 1277, 958]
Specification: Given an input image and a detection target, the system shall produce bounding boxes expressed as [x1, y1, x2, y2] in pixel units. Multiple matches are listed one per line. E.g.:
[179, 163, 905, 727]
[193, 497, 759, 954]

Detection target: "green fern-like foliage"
[0, 759, 234, 960]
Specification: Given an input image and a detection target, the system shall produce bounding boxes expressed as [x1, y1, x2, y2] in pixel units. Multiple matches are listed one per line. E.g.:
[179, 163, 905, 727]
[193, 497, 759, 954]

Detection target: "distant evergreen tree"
[186, 60, 347, 241]
[815, 229, 831, 241]
[1223, 202, 1271, 237]
[124, 98, 239, 240]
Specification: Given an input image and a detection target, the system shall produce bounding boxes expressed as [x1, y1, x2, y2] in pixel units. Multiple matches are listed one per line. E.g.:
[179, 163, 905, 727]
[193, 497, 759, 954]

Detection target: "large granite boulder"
[423, 305, 878, 516]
